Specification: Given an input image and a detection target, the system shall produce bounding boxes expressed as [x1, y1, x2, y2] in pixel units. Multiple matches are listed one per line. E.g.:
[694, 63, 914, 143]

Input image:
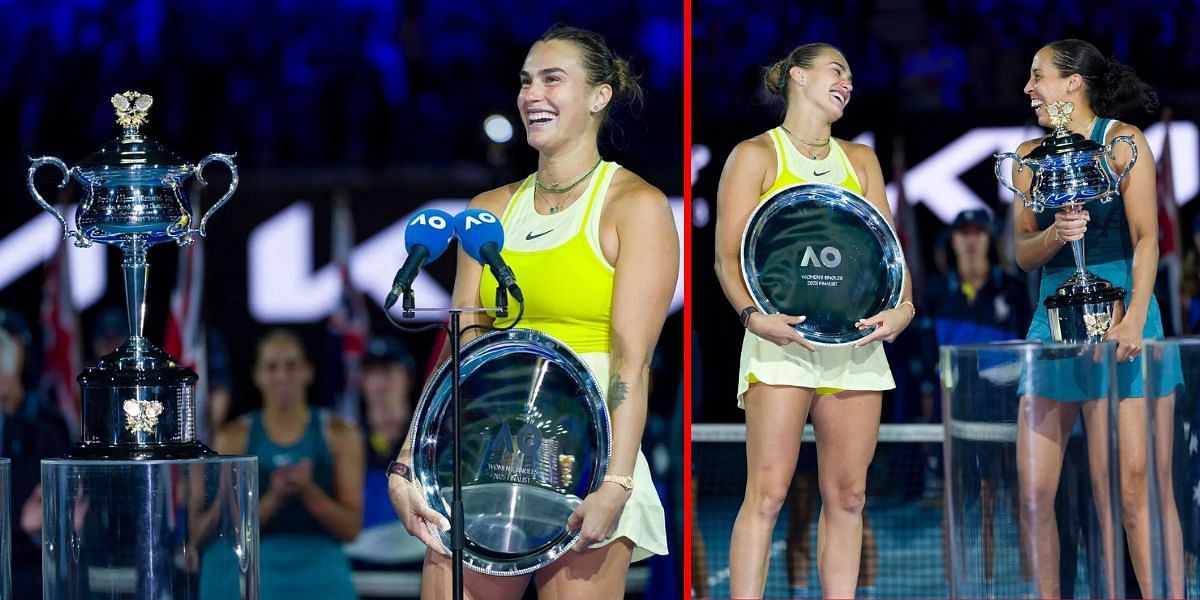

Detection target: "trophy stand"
[387, 288, 520, 600]
[30, 92, 260, 598]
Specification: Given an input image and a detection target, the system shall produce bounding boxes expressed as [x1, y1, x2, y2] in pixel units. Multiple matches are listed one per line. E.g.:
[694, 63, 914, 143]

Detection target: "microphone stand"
[386, 288, 522, 600]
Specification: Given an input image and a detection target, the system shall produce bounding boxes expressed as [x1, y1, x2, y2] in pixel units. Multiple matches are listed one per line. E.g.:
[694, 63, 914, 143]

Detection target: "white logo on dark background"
[800, 246, 842, 268]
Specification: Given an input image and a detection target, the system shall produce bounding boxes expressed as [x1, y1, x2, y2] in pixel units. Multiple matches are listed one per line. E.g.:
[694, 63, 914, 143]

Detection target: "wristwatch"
[387, 460, 413, 483]
[739, 306, 759, 328]
[603, 474, 634, 492]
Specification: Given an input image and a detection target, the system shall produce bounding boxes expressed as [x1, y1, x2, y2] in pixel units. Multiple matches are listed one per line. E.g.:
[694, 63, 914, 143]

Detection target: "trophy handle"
[27, 157, 92, 248]
[193, 153, 239, 237]
[993, 152, 1037, 212]
[1105, 135, 1138, 197]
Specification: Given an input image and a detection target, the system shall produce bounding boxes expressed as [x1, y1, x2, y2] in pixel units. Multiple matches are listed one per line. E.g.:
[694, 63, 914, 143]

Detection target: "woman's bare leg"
[535, 538, 635, 600]
[1016, 394, 1078, 598]
[730, 383, 814, 598]
[422, 548, 532, 600]
[810, 390, 882, 598]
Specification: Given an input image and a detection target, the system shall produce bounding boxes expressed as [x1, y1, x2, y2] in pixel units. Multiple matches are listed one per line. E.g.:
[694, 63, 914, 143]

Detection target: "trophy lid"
[1025, 101, 1102, 159]
[75, 92, 190, 177]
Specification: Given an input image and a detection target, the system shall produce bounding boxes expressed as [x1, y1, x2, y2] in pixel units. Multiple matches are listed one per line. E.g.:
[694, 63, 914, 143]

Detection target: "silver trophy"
[27, 91, 237, 458]
[995, 101, 1136, 343]
[410, 328, 610, 575]
[740, 183, 907, 346]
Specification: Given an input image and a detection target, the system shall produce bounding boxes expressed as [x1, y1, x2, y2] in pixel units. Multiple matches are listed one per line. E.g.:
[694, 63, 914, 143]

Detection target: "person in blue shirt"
[345, 335, 426, 568]
[919, 209, 1033, 587]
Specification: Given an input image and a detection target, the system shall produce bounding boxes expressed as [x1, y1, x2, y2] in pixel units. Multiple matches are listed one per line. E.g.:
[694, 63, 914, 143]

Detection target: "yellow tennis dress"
[480, 161, 668, 562]
[737, 128, 896, 407]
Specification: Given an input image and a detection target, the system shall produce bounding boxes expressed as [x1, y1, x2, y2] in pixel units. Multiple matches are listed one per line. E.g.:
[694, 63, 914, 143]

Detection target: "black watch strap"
[387, 460, 413, 482]
[740, 306, 759, 327]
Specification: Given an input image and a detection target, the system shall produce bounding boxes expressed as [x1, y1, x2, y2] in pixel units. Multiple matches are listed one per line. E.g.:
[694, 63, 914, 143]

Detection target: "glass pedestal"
[1, 458, 9, 599]
[942, 342, 1123, 598]
[42, 456, 258, 599]
[1144, 338, 1197, 599]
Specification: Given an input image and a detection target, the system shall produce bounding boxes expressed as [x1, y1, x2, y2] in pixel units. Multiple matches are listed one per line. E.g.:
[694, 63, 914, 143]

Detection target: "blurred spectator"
[916, 209, 1032, 578]
[920, 208, 1032, 420]
[344, 335, 426, 568]
[214, 329, 363, 600]
[1186, 213, 1200, 333]
[900, 24, 969, 113]
[0, 308, 71, 599]
[88, 307, 127, 361]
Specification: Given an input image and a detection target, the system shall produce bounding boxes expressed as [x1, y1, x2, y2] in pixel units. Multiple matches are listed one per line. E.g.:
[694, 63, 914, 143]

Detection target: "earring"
[592, 104, 600, 112]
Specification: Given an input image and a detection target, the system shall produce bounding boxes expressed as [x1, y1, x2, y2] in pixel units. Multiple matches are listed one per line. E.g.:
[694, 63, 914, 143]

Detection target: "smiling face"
[1024, 47, 1083, 128]
[794, 49, 853, 120]
[518, 39, 609, 154]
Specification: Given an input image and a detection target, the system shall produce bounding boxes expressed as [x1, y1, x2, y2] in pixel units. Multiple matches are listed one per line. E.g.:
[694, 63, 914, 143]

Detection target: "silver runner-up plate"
[410, 328, 611, 576]
[741, 183, 906, 346]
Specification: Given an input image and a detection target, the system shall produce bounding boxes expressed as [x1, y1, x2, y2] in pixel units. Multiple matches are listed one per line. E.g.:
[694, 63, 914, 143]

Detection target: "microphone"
[453, 209, 524, 303]
[384, 209, 455, 310]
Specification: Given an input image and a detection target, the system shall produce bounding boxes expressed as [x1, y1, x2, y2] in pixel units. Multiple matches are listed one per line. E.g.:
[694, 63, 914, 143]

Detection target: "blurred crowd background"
[0, 1, 682, 598]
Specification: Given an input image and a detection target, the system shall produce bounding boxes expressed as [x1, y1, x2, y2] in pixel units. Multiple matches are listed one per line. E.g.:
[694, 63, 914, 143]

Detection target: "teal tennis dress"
[1024, 118, 1183, 401]
[242, 408, 356, 600]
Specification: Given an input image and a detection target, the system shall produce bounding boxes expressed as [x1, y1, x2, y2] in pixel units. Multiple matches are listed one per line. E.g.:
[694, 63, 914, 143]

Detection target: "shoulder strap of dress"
[500, 175, 536, 224]
[1092, 118, 1115, 143]
[767, 128, 790, 182]
[831, 139, 862, 190]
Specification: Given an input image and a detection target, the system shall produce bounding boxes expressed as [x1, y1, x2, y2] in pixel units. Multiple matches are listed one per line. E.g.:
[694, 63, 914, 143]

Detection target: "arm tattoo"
[607, 373, 630, 412]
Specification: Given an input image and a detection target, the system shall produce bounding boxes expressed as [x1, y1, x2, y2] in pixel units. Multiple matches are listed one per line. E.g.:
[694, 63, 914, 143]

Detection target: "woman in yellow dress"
[387, 24, 676, 599]
[714, 43, 914, 598]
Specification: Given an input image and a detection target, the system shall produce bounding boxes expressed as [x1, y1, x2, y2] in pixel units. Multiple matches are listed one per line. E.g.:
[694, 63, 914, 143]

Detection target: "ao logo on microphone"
[800, 246, 842, 268]
[458, 211, 498, 230]
[409, 211, 449, 230]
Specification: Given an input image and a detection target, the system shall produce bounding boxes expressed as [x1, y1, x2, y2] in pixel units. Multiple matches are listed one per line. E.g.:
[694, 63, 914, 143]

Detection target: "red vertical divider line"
[682, 0, 693, 597]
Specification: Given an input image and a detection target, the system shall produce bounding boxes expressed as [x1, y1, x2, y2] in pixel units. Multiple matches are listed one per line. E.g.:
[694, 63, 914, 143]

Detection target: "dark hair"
[537, 24, 643, 119]
[1045, 39, 1158, 120]
[255, 328, 310, 365]
[763, 43, 843, 100]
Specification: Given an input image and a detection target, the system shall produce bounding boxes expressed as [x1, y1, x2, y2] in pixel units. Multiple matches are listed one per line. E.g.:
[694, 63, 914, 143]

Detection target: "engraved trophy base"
[68, 338, 215, 460]
[1045, 270, 1126, 344]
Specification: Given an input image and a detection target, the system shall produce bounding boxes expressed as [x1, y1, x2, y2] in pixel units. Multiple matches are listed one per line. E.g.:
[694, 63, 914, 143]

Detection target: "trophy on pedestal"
[27, 91, 238, 459]
[995, 101, 1137, 343]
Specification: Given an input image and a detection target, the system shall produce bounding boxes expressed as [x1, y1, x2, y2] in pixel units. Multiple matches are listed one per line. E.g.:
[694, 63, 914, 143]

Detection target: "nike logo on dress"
[813, 170, 831, 177]
[525, 230, 554, 240]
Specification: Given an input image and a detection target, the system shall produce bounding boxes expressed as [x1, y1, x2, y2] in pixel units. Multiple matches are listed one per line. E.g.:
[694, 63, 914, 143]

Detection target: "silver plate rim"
[738, 182, 907, 347]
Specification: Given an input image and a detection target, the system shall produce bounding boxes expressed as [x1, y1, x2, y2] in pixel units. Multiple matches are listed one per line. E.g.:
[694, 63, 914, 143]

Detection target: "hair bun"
[764, 60, 788, 97]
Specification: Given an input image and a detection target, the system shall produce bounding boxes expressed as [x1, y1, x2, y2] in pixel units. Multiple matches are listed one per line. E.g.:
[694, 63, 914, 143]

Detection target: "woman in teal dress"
[1010, 39, 1183, 597]
[212, 329, 365, 599]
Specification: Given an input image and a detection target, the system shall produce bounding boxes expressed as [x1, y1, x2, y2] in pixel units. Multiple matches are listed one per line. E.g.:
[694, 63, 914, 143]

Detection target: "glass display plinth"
[1144, 338, 1196, 599]
[942, 342, 1123, 599]
[1, 458, 10, 599]
[42, 456, 258, 599]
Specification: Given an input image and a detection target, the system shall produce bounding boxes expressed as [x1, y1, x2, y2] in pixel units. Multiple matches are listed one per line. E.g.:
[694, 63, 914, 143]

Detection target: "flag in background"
[40, 221, 82, 440]
[327, 190, 369, 424]
[1156, 109, 1184, 336]
[892, 136, 924, 303]
[163, 235, 209, 441]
